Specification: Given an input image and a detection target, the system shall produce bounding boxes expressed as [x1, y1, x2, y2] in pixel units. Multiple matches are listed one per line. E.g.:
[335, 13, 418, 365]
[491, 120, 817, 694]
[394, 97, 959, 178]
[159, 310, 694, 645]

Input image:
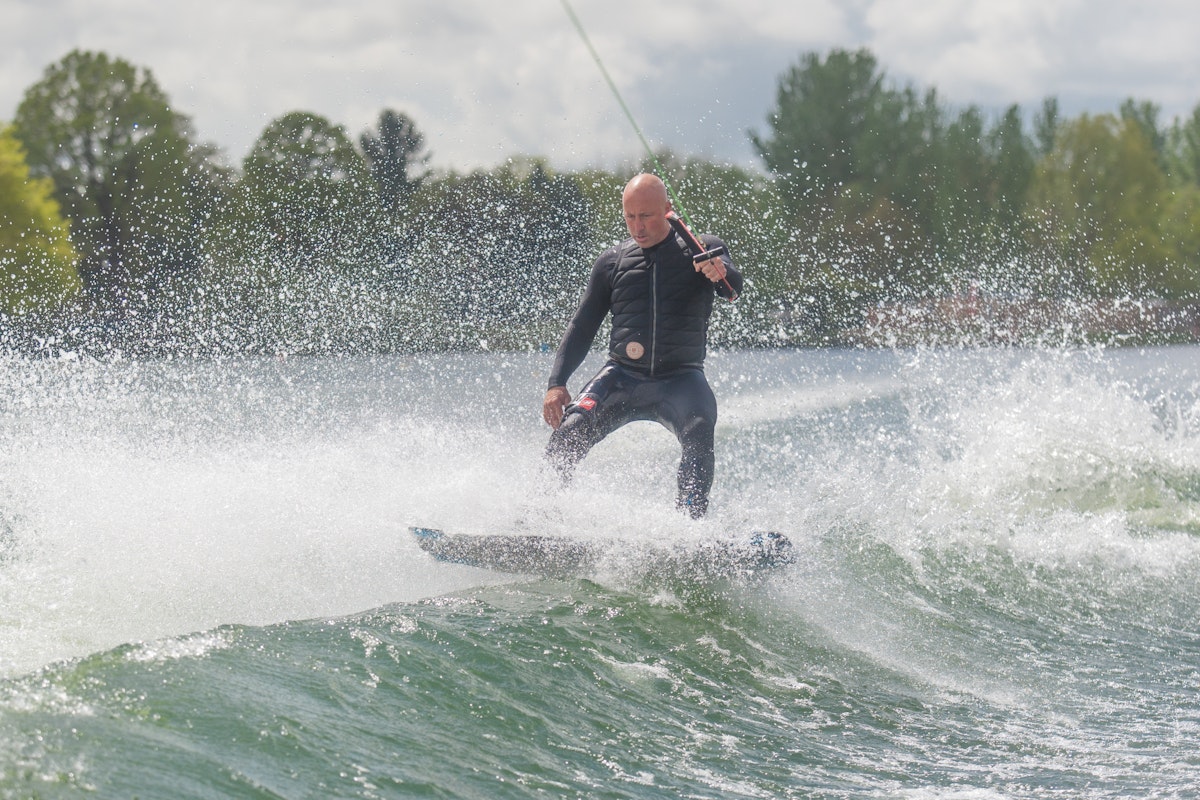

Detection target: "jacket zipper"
[649, 253, 658, 376]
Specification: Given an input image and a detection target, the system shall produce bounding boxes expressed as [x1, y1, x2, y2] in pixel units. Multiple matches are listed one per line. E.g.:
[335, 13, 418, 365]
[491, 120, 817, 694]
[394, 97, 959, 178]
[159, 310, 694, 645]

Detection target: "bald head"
[623, 173, 670, 205]
[622, 173, 673, 248]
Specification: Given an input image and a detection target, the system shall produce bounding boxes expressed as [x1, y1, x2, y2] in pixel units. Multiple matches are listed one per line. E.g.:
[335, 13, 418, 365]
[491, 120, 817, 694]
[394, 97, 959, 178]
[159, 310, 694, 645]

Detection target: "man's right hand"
[543, 386, 571, 429]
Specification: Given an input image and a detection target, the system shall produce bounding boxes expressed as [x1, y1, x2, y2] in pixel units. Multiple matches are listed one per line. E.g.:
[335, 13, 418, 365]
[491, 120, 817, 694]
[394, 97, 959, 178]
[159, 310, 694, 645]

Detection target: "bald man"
[542, 173, 743, 518]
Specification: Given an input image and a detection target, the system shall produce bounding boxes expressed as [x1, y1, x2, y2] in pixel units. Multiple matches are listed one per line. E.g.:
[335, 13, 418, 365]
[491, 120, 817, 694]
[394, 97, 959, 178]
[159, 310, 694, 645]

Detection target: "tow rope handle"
[666, 212, 738, 301]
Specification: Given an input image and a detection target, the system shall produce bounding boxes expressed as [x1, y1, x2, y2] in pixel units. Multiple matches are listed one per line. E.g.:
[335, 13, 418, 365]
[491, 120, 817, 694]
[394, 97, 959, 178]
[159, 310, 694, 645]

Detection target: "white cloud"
[863, 0, 1200, 116]
[3, 0, 1198, 173]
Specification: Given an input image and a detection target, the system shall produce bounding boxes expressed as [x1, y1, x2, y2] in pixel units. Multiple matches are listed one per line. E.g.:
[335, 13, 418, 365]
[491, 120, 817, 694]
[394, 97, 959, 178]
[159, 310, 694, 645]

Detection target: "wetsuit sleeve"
[702, 233, 744, 300]
[547, 252, 613, 389]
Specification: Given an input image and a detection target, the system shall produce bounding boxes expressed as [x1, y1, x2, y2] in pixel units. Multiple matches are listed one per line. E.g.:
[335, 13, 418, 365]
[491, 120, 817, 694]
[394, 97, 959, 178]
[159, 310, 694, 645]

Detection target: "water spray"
[560, 0, 738, 300]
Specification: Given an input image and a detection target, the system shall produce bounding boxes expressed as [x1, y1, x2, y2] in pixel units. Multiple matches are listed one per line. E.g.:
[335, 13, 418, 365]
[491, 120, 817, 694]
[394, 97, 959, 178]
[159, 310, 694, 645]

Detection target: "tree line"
[3, 48, 1199, 356]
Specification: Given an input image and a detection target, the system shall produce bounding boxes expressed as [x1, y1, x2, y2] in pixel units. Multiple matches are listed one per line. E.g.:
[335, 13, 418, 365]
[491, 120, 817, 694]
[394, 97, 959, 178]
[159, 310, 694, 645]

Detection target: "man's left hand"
[695, 256, 726, 283]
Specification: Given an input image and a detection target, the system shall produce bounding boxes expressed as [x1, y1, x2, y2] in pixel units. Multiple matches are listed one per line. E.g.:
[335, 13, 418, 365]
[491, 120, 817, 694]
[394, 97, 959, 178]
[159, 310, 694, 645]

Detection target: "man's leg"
[657, 370, 718, 518]
[676, 415, 716, 518]
[544, 364, 628, 484]
[545, 411, 602, 483]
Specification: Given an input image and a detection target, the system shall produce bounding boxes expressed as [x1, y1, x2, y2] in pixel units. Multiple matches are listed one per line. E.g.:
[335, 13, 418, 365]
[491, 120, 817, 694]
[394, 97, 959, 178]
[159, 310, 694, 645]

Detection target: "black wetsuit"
[545, 229, 743, 517]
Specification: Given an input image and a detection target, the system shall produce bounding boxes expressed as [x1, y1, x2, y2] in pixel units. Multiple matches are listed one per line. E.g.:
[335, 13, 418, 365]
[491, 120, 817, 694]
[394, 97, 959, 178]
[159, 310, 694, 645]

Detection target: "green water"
[2, 347, 1199, 797]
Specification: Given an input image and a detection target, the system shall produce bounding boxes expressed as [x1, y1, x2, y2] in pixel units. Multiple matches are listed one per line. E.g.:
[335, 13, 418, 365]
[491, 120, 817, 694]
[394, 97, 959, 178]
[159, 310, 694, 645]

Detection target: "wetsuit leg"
[653, 369, 718, 518]
[544, 364, 633, 483]
[545, 365, 717, 517]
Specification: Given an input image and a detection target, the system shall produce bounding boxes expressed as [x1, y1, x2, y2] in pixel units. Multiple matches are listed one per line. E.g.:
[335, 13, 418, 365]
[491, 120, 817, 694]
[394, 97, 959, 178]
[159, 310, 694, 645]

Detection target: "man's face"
[623, 187, 672, 248]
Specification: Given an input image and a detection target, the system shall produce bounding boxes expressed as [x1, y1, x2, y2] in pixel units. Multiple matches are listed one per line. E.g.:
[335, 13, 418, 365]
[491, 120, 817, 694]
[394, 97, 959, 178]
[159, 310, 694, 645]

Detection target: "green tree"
[202, 111, 389, 353]
[923, 103, 1037, 282]
[239, 110, 381, 268]
[402, 158, 593, 349]
[0, 124, 81, 315]
[1159, 105, 1200, 298]
[665, 158, 804, 345]
[750, 48, 892, 207]
[925, 105, 990, 267]
[1120, 98, 1165, 165]
[987, 104, 1036, 237]
[360, 109, 431, 215]
[1033, 97, 1060, 157]
[1165, 103, 1200, 186]
[1158, 185, 1200, 298]
[1026, 113, 1170, 295]
[749, 48, 942, 332]
[12, 50, 219, 309]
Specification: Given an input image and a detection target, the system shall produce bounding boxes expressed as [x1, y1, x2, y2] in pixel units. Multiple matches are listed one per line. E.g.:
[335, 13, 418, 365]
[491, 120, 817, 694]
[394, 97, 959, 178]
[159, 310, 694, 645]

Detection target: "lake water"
[2, 345, 1198, 797]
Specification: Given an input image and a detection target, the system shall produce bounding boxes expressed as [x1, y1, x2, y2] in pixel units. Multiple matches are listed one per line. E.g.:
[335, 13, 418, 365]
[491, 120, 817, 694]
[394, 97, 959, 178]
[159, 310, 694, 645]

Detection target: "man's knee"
[544, 412, 595, 478]
[679, 415, 715, 453]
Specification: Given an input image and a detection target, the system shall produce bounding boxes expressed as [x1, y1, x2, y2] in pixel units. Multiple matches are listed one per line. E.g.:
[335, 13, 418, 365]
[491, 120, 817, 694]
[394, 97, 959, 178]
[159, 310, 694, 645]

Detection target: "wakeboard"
[409, 526, 793, 581]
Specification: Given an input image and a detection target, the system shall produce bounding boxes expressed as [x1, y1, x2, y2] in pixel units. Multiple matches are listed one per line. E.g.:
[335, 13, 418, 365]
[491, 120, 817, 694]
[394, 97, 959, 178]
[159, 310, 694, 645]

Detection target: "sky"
[3, 0, 1199, 174]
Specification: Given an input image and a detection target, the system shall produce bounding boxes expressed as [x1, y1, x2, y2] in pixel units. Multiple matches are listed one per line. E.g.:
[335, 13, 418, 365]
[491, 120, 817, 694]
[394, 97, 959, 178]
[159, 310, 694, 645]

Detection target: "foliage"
[1165, 104, 1200, 186]
[1025, 113, 1171, 296]
[241, 111, 382, 266]
[750, 49, 893, 208]
[1158, 185, 1200, 298]
[5, 46, 1200, 354]
[749, 49, 1046, 335]
[199, 111, 394, 353]
[401, 157, 594, 351]
[0, 125, 81, 315]
[360, 109, 431, 216]
[12, 50, 221, 313]
[750, 48, 1200, 344]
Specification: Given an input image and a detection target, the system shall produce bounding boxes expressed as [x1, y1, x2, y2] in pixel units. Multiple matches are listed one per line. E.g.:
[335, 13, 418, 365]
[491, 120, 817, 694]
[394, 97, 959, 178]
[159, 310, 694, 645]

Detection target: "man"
[542, 173, 743, 518]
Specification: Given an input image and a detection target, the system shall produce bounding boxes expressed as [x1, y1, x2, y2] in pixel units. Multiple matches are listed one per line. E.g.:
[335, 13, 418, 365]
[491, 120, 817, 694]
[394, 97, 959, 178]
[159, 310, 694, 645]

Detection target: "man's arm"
[543, 253, 613, 427]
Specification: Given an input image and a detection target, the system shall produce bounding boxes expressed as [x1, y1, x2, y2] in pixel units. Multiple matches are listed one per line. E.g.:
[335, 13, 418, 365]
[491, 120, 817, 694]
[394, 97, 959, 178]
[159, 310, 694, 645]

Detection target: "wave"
[4, 543, 1199, 799]
[2, 346, 1199, 797]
